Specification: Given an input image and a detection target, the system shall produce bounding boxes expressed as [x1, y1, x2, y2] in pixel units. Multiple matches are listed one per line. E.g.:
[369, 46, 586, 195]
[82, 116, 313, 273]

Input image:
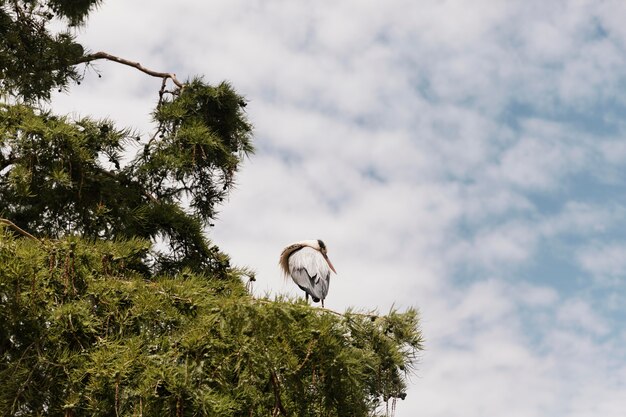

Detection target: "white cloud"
[577, 242, 626, 283]
[541, 202, 623, 236]
[556, 298, 610, 335]
[600, 138, 626, 165]
[406, 277, 626, 417]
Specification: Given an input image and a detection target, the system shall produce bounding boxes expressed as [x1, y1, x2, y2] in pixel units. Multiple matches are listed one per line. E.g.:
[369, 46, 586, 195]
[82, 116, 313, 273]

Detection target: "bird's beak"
[324, 254, 337, 274]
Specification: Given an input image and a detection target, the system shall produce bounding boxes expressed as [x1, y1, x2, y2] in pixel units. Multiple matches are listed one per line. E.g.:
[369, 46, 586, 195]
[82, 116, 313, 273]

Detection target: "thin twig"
[0, 218, 41, 242]
[158, 77, 168, 105]
[269, 369, 289, 416]
[78, 51, 184, 89]
[295, 339, 317, 373]
[115, 376, 120, 417]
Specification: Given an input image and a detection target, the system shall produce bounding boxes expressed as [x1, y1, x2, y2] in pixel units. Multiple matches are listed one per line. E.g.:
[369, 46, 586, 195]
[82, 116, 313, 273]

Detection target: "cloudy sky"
[51, 1, 626, 415]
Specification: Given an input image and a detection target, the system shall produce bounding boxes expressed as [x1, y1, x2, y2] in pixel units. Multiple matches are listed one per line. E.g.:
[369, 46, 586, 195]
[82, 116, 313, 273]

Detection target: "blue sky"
[52, 1, 626, 415]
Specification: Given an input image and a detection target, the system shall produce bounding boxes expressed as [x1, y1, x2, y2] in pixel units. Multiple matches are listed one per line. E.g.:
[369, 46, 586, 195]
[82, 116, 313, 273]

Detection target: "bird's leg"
[321, 299, 324, 308]
[305, 293, 309, 303]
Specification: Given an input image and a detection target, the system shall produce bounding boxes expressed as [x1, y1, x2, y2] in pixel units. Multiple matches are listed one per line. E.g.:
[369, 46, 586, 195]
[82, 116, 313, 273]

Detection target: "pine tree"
[0, 1, 424, 415]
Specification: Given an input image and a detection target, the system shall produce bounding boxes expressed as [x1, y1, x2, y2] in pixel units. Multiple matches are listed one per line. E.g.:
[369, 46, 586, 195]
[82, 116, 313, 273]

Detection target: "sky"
[50, 1, 626, 415]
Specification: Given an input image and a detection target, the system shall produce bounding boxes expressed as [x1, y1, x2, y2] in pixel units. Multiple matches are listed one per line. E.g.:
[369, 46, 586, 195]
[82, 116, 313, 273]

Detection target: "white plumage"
[279, 239, 336, 307]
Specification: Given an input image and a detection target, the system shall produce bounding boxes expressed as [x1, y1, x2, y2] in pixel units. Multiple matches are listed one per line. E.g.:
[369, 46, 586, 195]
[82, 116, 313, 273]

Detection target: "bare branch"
[0, 218, 42, 242]
[78, 51, 184, 89]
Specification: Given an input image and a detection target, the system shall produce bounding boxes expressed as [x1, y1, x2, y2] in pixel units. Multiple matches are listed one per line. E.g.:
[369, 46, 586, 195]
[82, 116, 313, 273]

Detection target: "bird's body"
[280, 240, 336, 307]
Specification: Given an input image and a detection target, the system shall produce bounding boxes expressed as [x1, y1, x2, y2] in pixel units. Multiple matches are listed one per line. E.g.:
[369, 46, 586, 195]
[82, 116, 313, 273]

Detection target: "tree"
[0, 1, 424, 415]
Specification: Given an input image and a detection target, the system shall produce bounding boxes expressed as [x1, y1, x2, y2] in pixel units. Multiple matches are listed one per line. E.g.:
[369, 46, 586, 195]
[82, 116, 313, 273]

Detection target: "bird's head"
[316, 239, 336, 274]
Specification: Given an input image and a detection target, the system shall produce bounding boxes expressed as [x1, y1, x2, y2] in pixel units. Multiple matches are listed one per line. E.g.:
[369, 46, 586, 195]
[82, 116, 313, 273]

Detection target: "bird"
[279, 239, 337, 308]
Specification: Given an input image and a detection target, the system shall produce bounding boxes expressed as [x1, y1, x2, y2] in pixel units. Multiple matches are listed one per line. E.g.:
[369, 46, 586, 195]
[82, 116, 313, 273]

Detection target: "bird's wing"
[309, 271, 330, 301]
[288, 247, 331, 300]
[289, 267, 315, 292]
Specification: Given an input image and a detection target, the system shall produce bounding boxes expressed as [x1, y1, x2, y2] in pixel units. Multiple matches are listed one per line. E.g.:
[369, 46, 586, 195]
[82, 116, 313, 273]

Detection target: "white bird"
[279, 239, 337, 307]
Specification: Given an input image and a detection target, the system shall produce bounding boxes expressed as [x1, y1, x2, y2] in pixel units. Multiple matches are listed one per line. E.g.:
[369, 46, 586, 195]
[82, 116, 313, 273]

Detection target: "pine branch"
[78, 51, 184, 88]
[252, 298, 378, 319]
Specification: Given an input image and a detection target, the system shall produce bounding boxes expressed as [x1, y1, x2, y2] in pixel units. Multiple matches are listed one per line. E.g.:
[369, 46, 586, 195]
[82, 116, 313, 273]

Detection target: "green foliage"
[138, 78, 254, 224]
[0, 229, 423, 416]
[0, 0, 423, 415]
[0, 78, 252, 274]
[0, 0, 98, 101]
[0, 1, 252, 276]
[0, 103, 137, 236]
